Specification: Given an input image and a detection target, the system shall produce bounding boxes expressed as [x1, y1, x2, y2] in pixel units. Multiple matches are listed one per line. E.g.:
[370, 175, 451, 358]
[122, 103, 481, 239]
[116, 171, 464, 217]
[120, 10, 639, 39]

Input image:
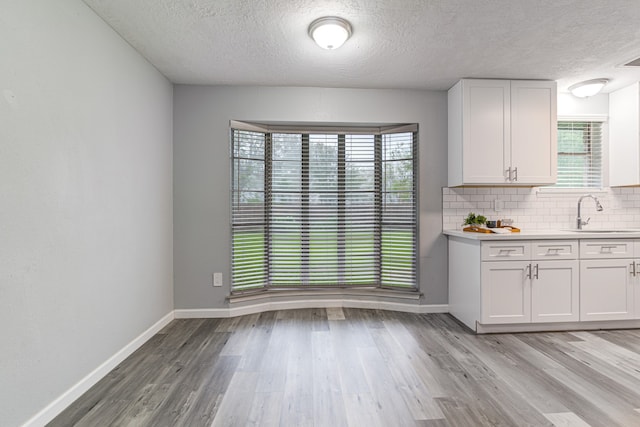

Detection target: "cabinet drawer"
[532, 241, 578, 260]
[481, 242, 530, 261]
[579, 240, 635, 259]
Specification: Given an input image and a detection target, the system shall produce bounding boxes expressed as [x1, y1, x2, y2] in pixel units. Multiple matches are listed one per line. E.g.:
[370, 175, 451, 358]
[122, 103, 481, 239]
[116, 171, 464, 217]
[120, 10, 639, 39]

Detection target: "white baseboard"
[175, 300, 449, 318]
[23, 311, 174, 427]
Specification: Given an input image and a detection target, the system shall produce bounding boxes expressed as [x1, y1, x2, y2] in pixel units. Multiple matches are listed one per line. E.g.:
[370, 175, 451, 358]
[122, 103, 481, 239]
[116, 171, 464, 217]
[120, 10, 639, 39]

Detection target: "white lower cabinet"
[481, 261, 531, 324]
[481, 259, 579, 324]
[580, 259, 634, 321]
[480, 241, 579, 325]
[579, 239, 640, 321]
[448, 236, 640, 332]
[532, 260, 580, 323]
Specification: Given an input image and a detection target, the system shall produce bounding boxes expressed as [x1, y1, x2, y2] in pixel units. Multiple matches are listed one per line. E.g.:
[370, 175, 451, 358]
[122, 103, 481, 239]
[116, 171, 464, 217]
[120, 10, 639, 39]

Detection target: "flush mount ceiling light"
[308, 16, 352, 50]
[568, 79, 609, 98]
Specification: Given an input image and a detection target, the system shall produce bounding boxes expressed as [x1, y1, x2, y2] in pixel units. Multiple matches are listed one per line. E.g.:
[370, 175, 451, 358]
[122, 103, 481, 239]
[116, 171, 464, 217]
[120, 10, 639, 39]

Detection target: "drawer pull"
[545, 248, 562, 255]
[498, 248, 517, 254]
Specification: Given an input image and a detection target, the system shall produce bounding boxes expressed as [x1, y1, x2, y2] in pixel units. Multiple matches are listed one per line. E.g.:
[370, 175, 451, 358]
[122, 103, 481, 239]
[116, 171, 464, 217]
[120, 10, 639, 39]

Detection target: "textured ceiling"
[83, 0, 640, 92]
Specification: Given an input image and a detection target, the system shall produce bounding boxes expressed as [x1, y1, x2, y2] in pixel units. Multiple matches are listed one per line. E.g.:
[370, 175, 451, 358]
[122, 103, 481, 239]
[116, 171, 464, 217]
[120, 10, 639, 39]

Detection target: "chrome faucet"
[577, 194, 603, 229]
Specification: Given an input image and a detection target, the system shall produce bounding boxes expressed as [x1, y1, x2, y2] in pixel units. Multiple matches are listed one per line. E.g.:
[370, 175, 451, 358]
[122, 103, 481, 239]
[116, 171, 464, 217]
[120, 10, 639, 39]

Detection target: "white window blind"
[231, 123, 417, 292]
[555, 121, 603, 188]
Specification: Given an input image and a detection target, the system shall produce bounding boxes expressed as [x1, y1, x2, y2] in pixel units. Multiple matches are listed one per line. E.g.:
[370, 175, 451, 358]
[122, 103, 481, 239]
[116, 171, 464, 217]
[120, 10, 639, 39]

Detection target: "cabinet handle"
[506, 167, 513, 182]
[498, 248, 518, 257]
[631, 262, 636, 277]
[533, 264, 539, 280]
[525, 264, 532, 279]
[513, 167, 518, 182]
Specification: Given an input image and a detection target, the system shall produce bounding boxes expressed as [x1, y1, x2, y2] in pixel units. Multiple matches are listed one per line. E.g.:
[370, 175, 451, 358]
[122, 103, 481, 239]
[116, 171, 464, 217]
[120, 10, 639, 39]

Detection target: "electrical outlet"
[493, 198, 504, 212]
[213, 272, 223, 287]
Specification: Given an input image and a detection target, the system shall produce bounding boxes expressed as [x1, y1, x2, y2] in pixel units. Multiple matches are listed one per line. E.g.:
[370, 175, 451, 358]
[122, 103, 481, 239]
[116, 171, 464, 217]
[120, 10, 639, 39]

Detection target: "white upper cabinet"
[510, 81, 558, 184]
[448, 79, 557, 186]
[609, 82, 640, 187]
[451, 79, 510, 185]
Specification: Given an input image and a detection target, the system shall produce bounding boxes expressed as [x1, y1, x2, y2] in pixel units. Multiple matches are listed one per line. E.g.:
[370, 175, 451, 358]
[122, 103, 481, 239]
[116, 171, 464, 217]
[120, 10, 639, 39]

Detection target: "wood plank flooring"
[48, 309, 640, 427]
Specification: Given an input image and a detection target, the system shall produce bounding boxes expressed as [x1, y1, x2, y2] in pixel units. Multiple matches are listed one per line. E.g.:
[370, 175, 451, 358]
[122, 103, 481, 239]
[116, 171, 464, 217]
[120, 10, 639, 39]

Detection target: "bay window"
[231, 122, 418, 292]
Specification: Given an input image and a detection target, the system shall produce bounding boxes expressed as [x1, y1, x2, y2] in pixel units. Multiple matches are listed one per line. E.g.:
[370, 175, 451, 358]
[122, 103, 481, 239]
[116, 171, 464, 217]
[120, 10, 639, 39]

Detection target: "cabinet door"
[481, 261, 530, 324]
[609, 82, 639, 187]
[510, 80, 557, 185]
[580, 259, 635, 321]
[462, 80, 511, 184]
[531, 260, 579, 323]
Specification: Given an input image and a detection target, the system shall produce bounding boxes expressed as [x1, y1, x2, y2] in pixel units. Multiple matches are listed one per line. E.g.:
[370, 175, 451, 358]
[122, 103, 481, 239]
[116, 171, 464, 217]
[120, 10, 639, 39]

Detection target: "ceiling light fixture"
[308, 16, 352, 50]
[568, 79, 609, 98]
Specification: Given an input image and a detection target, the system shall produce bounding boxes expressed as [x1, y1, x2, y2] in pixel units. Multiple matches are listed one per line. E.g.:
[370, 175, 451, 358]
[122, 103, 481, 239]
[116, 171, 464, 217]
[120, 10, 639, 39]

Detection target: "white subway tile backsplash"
[442, 187, 640, 231]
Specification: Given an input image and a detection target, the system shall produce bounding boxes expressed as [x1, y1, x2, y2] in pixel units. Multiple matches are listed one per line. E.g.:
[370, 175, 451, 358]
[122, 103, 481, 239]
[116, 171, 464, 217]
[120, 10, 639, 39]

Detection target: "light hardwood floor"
[49, 309, 640, 427]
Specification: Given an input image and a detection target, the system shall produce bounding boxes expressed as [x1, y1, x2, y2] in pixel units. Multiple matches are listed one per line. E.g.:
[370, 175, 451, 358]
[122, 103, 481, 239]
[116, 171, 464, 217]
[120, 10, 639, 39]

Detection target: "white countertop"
[443, 228, 640, 240]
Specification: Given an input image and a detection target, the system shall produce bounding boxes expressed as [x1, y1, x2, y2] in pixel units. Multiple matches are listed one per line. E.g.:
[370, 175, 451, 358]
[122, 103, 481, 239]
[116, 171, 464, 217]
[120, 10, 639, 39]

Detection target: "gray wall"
[0, 1, 174, 425]
[174, 86, 448, 309]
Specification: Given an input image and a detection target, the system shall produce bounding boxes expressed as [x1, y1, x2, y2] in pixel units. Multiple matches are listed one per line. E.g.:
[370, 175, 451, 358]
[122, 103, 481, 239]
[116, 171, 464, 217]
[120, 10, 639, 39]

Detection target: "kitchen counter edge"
[443, 229, 640, 240]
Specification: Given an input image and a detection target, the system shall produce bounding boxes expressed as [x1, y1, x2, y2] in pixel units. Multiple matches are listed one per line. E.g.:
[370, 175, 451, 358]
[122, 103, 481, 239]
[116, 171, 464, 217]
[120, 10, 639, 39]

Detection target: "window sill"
[228, 286, 421, 305]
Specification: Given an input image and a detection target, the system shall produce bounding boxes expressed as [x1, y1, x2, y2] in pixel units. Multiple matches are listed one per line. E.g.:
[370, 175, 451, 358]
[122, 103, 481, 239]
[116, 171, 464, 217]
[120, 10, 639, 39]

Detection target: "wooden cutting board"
[463, 226, 521, 233]
[463, 226, 493, 233]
